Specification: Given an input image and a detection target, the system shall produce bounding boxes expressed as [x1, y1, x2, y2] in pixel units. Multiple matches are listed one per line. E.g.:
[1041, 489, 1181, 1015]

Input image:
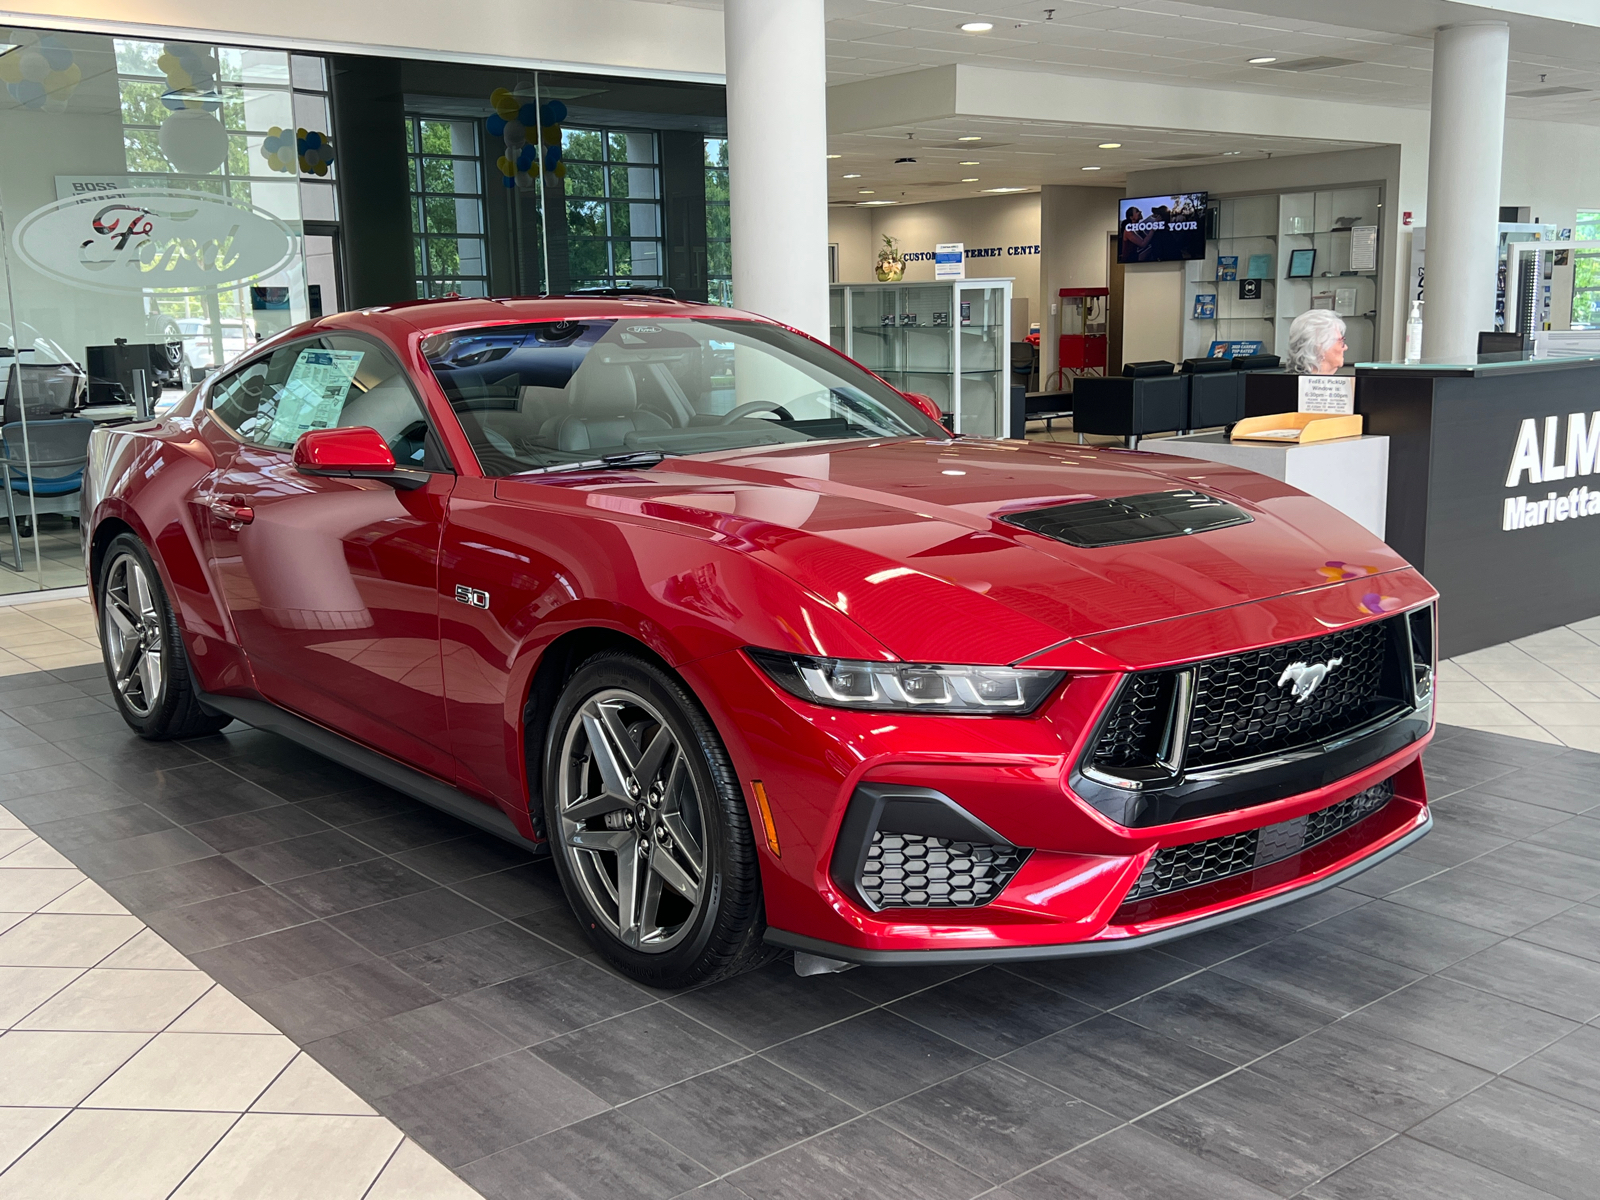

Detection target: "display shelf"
[831, 278, 1013, 436]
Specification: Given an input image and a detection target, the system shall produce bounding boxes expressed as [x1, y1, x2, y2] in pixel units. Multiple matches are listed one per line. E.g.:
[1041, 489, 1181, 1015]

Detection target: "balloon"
[490, 87, 511, 106]
[486, 113, 506, 136]
[503, 120, 525, 146]
[554, 161, 567, 180]
[543, 144, 563, 171]
[496, 154, 514, 177]
[20, 48, 49, 83]
[494, 97, 518, 120]
[516, 144, 535, 170]
[540, 99, 567, 125]
[541, 124, 560, 146]
[503, 175, 516, 188]
[516, 102, 536, 125]
[159, 108, 228, 173]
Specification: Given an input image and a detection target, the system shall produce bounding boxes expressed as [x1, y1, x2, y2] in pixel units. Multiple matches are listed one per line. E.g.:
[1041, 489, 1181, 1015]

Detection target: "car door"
[194, 332, 458, 777]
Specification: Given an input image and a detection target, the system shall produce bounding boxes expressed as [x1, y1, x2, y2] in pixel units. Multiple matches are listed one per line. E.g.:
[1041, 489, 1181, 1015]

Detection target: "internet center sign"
[12, 183, 296, 297]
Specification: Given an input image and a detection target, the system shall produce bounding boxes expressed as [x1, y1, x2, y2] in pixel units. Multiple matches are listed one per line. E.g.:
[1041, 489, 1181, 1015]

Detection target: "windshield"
[422, 317, 944, 474]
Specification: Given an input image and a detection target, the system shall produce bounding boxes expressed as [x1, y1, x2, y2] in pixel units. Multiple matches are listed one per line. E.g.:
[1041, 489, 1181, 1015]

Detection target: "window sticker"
[266, 348, 365, 446]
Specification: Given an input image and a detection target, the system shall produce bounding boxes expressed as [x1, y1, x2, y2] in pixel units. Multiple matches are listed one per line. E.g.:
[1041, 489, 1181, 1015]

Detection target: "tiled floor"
[1, 597, 1598, 1198]
[1437, 621, 1600, 752]
[0, 515, 91, 599]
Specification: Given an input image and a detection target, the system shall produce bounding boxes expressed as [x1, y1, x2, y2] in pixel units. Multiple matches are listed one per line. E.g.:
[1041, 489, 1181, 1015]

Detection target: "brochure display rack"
[829, 278, 1013, 437]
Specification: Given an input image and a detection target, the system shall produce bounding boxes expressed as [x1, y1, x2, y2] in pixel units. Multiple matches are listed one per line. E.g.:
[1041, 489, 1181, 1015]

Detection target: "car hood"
[505, 437, 1414, 665]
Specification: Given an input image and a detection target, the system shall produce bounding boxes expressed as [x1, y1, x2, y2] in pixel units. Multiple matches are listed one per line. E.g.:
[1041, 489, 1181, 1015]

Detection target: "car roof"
[299, 295, 778, 343]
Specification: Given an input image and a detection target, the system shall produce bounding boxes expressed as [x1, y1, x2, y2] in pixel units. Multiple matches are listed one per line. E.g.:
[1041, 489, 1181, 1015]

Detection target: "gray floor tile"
[1004, 949, 1197, 1010]
[1410, 1078, 1600, 1200]
[446, 861, 568, 920]
[1525, 815, 1600, 863]
[1504, 1024, 1600, 1115]
[533, 1002, 746, 1105]
[763, 1008, 986, 1110]
[1515, 903, 1600, 964]
[1, 780, 132, 823]
[378, 1048, 607, 1166]
[879, 1061, 1118, 1183]
[665, 957, 872, 1051]
[1457, 841, 1600, 902]
[458, 1110, 710, 1200]
[1308, 899, 1503, 973]
[293, 785, 417, 828]
[386, 920, 572, 998]
[1473, 769, 1600, 815]
[1402, 820, 1514, 868]
[1430, 791, 1571, 840]
[1421, 747, 1517, 798]
[31, 803, 177, 852]
[1247, 1021, 1491, 1132]
[271, 858, 436, 920]
[305, 998, 518, 1098]
[508, 904, 600, 958]
[140, 885, 315, 955]
[726, 1115, 987, 1200]
[622, 1054, 856, 1174]
[1304, 1133, 1564, 1200]
[452, 959, 656, 1046]
[389, 834, 538, 886]
[1207, 931, 1424, 1016]
[115, 761, 282, 824]
[1340, 975, 1577, 1073]
[1158, 913, 1297, 968]
[185, 804, 333, 854]
[245, 958, 440, 1042]
[1000, 1013, 1233, 1120]
[103, 854, 265, 912]
[224, 829, 381, 884]
[1138, 1067, 1393, 1197]
[1441, 938, 1600, 1022]
[836, 963, 980, 1005]
[1006, 1124, 1282, 1200]
[324, 888, 499, 957]
[1386, 869, 1578, 936]
[1110, 970, 1331, 1065]
[887, 966, 1097, 1057]
[187, 920, 375, 995]
[342, 809, 476, 856]
[1337, 851, 1448, 898]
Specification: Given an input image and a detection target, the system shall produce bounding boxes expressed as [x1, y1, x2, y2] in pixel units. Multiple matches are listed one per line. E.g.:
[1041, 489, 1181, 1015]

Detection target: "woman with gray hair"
[1285, 309, 1348, 375]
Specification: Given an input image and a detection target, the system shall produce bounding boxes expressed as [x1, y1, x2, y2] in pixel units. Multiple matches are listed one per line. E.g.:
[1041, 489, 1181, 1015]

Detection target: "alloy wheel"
[102, 552, 165, 718]
[556, 688, 708, 952]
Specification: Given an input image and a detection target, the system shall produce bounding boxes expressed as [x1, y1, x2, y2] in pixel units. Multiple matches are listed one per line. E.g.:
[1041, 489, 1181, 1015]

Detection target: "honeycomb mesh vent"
[860, 833, 1028, 909]
[1125, 777, 1395, 901]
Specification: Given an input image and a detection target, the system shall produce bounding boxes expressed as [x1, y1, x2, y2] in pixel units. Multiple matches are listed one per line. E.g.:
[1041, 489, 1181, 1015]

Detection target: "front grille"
[860, 832, 1028, 908]
[1091, 616, 1404, 776]
[1125, 777, 1394, 901]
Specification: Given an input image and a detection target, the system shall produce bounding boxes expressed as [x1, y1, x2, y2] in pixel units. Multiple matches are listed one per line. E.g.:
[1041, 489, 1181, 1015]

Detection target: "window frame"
[559, 127, 665, 291]
[407, 115, 490, 300]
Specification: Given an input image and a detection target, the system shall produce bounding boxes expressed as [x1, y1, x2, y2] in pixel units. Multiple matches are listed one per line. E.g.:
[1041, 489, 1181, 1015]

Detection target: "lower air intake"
[860, 832, 1028, 908]
[1126, 777, 1394, 901]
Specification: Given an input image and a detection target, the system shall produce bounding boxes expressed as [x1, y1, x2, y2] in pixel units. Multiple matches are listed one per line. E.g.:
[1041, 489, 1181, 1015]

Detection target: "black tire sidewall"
[97, 533, 183, 738]
[542, 652, 754, 987]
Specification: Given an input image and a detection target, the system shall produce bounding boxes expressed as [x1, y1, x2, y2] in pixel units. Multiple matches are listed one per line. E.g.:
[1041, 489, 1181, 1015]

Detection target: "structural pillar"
[1421, 22, 1509, 363]
[724, 0, 829, 337]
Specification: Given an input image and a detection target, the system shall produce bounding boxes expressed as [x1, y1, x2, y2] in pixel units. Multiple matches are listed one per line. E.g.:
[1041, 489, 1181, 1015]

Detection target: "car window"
[210, 333, 444, 469]
[422, 317, 944, 476]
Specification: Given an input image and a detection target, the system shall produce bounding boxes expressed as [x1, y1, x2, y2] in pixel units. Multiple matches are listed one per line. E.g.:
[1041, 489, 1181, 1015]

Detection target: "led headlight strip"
[747, 649, 1063, 714]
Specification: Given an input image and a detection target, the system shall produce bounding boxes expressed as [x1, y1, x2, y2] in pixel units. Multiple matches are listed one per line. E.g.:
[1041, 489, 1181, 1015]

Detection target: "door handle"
[208, 497, 254, 526]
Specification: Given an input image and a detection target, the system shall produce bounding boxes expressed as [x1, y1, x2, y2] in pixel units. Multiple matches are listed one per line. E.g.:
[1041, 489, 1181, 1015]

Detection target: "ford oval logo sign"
[11, 189, 296, 296]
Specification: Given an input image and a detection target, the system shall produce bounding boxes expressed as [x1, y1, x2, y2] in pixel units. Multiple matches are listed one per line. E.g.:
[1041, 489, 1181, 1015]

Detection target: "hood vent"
[1000, 490, 1252, 548]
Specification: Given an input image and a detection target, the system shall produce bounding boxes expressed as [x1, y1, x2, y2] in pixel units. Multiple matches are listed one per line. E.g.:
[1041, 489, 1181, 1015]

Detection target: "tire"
[97, 532, 232, 740]
[543, 650, 774, 989]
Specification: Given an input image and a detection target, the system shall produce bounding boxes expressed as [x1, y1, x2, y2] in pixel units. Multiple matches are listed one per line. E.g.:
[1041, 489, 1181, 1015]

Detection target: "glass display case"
[828, 278, 1012, 436]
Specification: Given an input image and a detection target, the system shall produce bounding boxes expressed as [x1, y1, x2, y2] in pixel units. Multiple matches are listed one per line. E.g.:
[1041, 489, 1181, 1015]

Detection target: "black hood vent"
[1001, 490, 1252, 548]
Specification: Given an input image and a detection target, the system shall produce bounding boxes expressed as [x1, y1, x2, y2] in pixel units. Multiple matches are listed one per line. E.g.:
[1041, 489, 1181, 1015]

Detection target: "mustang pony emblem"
[1277, 657, 1344, 703]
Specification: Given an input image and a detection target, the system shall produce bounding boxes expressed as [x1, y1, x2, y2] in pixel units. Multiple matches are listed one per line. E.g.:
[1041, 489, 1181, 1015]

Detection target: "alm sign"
[12, 189, 295, 296]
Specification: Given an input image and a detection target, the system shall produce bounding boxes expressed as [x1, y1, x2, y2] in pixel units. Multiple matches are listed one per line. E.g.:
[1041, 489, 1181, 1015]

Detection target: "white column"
[724, 0, 829, 337]
[1421, 21, 1509, 363]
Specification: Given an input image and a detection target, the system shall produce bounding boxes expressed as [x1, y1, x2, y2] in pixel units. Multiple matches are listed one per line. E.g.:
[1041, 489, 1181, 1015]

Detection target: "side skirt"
[766, 811, 1431, 966]
[197, 690, 545, 854]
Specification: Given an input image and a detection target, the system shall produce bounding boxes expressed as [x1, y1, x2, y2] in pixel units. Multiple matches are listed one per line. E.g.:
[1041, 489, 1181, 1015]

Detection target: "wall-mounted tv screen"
[1117, 193, 1208, 264]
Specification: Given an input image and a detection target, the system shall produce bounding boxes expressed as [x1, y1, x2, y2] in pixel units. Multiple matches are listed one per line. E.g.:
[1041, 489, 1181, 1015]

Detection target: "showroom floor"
[1, 600, 1598, 1199]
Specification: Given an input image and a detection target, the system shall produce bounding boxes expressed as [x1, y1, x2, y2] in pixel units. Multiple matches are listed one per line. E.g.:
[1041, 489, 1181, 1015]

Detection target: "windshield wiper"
[518, 451, 670, 476]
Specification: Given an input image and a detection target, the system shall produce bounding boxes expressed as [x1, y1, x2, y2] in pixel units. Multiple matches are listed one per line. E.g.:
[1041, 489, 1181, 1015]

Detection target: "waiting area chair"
[1, 418, 93, 571]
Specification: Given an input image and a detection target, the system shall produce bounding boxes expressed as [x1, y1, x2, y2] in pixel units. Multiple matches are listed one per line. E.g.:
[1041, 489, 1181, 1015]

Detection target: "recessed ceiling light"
[958, 136, 982, 142]
[960, 160, 980, 165]
[1082, 165, 1102, 171]
[960, 22, 993, 32]
[1222, 151, 1243, 156]
[1097, 142, 1121, 149]
[1248, 56, 1277, 64]
[859, 200, 895, 206]
[843, 173, 861, 178]
[961, 177, 979, 182]
[982, 186, 1026, 193]
[858, 189, 875, 194]
[826, 154, 841, 159]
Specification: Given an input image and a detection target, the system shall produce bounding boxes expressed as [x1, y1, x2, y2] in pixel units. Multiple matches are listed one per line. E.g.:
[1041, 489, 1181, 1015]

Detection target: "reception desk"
[1354, 356, 1600, 657]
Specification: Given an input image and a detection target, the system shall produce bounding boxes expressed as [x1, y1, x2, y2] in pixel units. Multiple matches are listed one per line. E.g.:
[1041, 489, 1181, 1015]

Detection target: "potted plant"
[875, 234, 905, 282]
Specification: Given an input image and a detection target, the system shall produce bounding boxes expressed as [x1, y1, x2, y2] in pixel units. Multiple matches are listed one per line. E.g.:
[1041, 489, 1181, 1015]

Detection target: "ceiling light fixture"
[826, 154, 841, 159]
[960, 22, 994, 32]
[859, 189, 875, 194]
[960, 160, 980, 165]
[1082, 165, 1102, 171]
[958, 136, 982, 142]
[1247, 56, 1277, 64]
[1097, 142, 1121, 149]
[1222, 151, 1242, 156]
[982, 186, 1026, 193]
[961, 177, 979, 182]
[843, 173, 861, 178]
[859, 200, 895, 206]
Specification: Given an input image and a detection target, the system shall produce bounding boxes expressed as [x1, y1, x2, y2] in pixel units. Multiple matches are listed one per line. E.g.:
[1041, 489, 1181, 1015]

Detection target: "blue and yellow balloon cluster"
[486, 90, 567, 192]
[157, 43, 221, 114]
[261, 127, 335, 176]
[0, 30, 82, 112]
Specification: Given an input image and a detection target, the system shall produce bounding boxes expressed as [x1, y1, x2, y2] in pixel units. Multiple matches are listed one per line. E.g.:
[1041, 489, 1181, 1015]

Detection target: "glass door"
[958, 284, 1007, 437]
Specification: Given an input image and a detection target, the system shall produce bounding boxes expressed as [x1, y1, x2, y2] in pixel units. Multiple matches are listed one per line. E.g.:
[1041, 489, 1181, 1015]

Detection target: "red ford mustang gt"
[84, 296, 1436, 988]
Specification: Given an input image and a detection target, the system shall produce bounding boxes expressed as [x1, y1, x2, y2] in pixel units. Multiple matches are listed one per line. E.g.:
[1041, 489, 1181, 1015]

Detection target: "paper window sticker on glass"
[266, 348, 364, 446]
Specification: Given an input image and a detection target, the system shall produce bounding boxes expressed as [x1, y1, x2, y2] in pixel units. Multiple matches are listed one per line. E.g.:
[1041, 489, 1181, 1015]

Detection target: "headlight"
[747, 648, 1064, 714]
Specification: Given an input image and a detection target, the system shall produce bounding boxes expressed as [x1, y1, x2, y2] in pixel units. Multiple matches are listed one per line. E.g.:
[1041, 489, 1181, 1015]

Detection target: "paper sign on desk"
[1297, 374, 1356, 414]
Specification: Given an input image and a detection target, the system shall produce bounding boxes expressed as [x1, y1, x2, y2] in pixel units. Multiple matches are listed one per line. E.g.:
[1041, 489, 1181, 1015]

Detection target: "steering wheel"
[719, 399, 794, 424]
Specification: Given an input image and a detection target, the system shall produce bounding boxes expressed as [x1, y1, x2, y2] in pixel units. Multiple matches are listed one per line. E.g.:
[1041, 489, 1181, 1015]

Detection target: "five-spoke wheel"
[101, 551, 165, 719]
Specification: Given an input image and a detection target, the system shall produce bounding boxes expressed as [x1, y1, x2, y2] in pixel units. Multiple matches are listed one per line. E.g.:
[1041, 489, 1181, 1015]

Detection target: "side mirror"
[901, 391, 946, 425]
[293, 427, 427, 490]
